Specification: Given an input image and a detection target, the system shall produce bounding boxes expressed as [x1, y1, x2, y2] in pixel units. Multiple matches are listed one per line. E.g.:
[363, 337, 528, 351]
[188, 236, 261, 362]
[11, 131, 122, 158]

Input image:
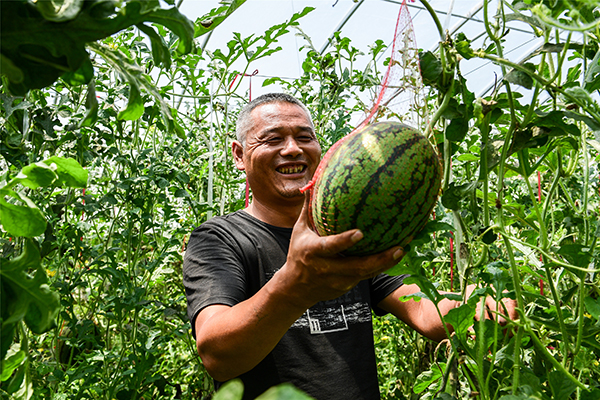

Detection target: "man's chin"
[278, 185, 307, 200]
[280, 189, 305, 199]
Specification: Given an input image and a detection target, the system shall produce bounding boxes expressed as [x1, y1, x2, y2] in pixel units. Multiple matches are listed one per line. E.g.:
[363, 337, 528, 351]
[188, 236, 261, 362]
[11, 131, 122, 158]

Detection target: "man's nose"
[280, 137, 302, 156]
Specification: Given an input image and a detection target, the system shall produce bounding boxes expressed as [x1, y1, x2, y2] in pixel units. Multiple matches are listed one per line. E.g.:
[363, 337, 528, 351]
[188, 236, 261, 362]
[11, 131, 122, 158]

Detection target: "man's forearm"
[195, 267, 311, 382]
[378, 284, 458, 342]
[380, 283, 517, 342]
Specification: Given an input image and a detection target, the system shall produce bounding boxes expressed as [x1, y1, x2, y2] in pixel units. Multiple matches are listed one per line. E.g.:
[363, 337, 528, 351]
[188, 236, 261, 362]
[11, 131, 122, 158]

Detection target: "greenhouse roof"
[178, 0, 585, 101]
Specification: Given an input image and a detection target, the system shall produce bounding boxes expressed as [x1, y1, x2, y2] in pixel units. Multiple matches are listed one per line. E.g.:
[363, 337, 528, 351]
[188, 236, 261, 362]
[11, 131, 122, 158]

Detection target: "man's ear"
[232, 140, 245, 171]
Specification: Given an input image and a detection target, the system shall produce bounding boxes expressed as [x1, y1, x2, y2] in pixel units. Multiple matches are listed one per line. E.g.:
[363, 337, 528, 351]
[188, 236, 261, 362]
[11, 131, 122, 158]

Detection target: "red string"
[537, 171, 544, 295]
[181, 234, 187, 253]
[449, 232, 454, 292]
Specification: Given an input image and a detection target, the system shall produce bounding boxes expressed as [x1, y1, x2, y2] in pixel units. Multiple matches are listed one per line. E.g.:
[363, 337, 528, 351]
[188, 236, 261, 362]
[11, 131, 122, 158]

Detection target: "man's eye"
[298, 136, 313, 142]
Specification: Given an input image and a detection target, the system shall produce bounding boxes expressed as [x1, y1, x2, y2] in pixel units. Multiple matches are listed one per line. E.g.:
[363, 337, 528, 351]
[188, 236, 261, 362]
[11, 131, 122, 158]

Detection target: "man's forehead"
[251, 102, 313, 130]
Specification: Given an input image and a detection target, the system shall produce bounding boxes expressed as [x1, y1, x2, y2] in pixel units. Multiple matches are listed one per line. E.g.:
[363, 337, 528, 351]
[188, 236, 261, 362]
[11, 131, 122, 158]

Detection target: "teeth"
[278, 165, 304, 174]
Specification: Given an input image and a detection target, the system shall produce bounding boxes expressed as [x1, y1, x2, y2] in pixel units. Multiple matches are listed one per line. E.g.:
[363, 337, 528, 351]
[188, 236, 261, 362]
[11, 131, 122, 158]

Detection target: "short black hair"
[235, 93, 314, 147]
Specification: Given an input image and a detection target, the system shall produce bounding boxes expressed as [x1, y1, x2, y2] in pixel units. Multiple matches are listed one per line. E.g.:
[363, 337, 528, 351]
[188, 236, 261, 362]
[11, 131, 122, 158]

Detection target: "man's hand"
[379, 284, 518, 342]
[467, 284, 518, 327]
[279, 192, 405, 308]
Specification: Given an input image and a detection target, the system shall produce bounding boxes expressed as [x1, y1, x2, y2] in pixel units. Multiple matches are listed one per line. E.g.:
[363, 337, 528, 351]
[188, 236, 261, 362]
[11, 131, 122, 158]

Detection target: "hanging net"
[302, 0, 424, 194]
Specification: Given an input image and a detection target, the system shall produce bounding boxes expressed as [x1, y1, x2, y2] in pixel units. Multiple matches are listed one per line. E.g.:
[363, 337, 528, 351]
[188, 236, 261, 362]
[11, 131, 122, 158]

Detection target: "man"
[183, 93, 515, 400]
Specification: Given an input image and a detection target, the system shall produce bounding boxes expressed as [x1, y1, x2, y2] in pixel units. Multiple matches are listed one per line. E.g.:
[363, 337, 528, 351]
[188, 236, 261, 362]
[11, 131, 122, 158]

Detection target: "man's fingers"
[350, 245, 405, 278]
[476, 297, 514, 326]
[295, 190, 312, 231]
[314, 228, 364, 256]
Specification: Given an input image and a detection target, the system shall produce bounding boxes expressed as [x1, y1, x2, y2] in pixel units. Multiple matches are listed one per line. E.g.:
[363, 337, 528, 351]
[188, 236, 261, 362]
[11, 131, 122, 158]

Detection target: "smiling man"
[183, 93, 516, 400]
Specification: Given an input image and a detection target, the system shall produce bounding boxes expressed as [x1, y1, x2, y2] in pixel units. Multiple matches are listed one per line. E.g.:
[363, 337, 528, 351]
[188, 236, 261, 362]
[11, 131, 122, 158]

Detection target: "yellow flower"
[46, 269, 56, 277]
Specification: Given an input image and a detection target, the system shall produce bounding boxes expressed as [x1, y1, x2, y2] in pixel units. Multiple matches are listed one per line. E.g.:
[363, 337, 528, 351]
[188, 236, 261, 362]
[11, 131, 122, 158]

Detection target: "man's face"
[233, 102, 321, 206]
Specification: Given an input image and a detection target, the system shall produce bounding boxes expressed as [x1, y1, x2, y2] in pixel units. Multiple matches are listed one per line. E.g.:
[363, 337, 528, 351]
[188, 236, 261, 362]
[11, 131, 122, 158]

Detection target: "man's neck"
[244, 200, 303, 228]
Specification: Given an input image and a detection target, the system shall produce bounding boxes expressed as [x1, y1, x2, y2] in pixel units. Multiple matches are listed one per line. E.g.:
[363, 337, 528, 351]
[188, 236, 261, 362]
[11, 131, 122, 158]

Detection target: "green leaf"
[399, 276, 440, 304]
[0, 193, 47, 238]
[531, 110, 581, 136]
[18, 162, 58, 189]
[445, 303, 476, 340]
[0, 94, 30, 121]
[548, 370, 577, 400]
[174, 188, 190, 198]
[136, 23, 171, 69]
[61, 57, 94, 86]
[441, 181, 477, 211]
[581, 389, 600, 400]
[1, 350, 26, 381]
[505, 63, 536, 90]
[0, 54, 24, 84]
[255, 383, 315, 399]
[557, 243, 591, 268]
[1, 0, 195, 95]
[419, 51, 442, 88]
[88, 42, 175, 134]
[413, 364, 445, 393]
[564, 110, 600, 132]
[419, 221, 454, 236]
[80, 78, 98, 127]
[484, 261, 512, 293]
[145, 7, 195, 54]
[118, 83, 145, 121]
[456, 41, 475, 60]
[137, 0, 161, 14]
[584, 296, 600, 320]
[213, 379, 244, 400]
[457, 153, 479, 162]
[195, 0, 247, 38]
[36, 0, 84, 22]
[4, 358, 29, 396]
[170, 107, 186, 140]
[563, 87, 595, 108]
[44, 156, 88, 187]
[584, 49, 600, 93]
[1, 240, 59, 362]
[445, 117, 470, 142]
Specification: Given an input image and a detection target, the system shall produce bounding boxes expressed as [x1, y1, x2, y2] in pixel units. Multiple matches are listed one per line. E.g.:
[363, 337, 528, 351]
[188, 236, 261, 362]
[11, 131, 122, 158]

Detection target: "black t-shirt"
[183, 210, 407, 400]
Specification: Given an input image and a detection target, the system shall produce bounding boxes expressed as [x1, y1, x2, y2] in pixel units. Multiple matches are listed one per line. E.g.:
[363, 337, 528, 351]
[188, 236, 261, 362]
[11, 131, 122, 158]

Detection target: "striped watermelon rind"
[309, 121, 442, 256]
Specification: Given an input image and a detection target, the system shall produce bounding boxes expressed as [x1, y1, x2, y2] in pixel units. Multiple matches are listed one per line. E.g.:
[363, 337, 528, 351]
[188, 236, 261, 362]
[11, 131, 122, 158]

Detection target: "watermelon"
[308, 121, 442, 256]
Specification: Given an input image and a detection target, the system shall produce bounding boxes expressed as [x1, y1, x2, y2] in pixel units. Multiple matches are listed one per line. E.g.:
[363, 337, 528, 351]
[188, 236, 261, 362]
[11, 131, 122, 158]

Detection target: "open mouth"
[276, 165, 306, 174]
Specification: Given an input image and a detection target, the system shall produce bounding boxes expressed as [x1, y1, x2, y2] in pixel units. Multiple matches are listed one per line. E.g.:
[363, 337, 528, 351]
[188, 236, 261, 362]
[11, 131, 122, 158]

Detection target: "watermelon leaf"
[419, 51, 443, 88]
[255, 382, 315, 399]
[445, 117, 470, 143]
[213, 379, 244, 400]
[505, 63, 537, 90]
[0, 192, 47, 238]
[0, 239, 60, 361]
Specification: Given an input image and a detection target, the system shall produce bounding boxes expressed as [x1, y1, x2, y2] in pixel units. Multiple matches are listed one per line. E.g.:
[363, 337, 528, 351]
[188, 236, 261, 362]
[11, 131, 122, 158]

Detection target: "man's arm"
[194, 197, 405, 382]
[378, 283, 517, 342]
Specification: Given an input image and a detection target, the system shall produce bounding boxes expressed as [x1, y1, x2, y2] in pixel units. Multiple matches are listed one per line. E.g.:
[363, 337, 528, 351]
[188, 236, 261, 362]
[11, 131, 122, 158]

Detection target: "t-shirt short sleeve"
[183, 211, 290, 338]
[370, 273, 408, 316]
[183, 221, 248, 336]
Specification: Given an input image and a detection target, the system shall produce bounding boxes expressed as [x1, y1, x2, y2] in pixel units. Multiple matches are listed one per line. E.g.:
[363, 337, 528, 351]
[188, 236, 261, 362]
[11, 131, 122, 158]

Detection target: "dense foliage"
[1, 0, 600, 399]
